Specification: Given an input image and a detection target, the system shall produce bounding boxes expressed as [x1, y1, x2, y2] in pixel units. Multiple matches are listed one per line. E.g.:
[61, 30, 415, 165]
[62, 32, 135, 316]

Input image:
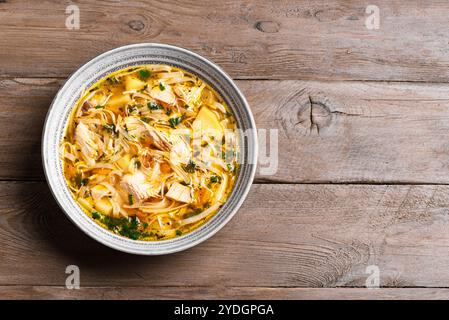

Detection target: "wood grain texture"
[3, 77, 449, 183]
[2, 181, 449, 292]
[2, 0, 449, 81]
[3, 286, 449, 300]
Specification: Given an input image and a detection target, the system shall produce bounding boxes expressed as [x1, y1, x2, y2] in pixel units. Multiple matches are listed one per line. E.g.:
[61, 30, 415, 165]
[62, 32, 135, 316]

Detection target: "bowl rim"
[42, 43, 258, 255]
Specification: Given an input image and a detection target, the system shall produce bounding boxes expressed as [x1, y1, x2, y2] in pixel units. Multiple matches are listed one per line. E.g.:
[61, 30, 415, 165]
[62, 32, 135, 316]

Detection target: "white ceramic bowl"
[42, 43, 258, 255]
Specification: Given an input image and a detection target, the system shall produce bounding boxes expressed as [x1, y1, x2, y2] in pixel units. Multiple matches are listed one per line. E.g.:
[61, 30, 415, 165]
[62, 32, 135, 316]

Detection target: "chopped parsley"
[107, 77, 119, 85]
[128, 105, 138, 113]
[183, 160, 197, 173]
[148, 101, 162, 110]
[128, 194, 134, 205]
[92, 211, 101, 220]
[210, 175, 221, 183]
[95, 105, 104, 109]
[169, 116, 183, 128]
[81, 178, 89, 186]
[159, 82, 166, 91]
[93, 213, 149, 240]
[176, 230, 182, 236]
[103, 123, 116, 133]
[138, 69, 152, 80]
[166, 109, 173, 116]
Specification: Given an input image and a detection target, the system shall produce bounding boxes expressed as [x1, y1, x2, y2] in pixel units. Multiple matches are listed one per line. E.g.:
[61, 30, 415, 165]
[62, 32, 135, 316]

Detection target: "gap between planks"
[6, 177, 449, 186]
[4, 75, 449, 85]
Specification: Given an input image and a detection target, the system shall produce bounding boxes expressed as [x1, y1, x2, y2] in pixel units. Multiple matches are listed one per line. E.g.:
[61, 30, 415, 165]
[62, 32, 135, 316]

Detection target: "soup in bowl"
[61, 65, 239, 241]
[42, 44, 257, 254]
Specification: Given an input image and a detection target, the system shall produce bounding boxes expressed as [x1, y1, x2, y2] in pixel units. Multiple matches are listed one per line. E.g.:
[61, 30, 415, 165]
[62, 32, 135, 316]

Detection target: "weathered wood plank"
[247, 80, 449, 183]
[0, 78, 59, 180]
[2, 182, 449, 288]
[2, 0, 449, 81]
[3, 78, 449, 183]
[2, 286, 449, 300]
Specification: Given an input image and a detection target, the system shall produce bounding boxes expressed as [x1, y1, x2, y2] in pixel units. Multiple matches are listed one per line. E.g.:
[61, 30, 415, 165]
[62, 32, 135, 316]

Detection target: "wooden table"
[2, 0, 449, 299]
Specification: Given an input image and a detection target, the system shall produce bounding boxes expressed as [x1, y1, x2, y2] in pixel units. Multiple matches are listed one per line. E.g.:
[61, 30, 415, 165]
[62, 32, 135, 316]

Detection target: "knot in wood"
[255, 21, 280, 33]
[128, 20, 145, 32]
[277, 90, 334, 137]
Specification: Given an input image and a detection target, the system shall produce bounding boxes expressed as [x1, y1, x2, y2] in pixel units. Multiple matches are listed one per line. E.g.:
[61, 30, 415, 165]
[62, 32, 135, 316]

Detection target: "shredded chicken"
[120, 171, 156, 202]
[75, 122, 99, 164]
[166, 182, 192, 203]
[170, 134, 191, 165]
[149, 83, 176, 105]
[124, 117, 171, 151]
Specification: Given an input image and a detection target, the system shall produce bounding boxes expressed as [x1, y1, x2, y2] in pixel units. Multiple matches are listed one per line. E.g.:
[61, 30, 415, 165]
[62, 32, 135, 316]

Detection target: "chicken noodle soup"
[60, 65, 239, 240]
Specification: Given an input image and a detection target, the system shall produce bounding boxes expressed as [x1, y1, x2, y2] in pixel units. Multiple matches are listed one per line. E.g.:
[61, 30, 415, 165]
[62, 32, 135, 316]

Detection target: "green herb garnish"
[128, 194, 134, 205]
[169, 116, 183, 128]
[148, 101, 162, 110]
[210, 175, 221, 183]
[95, 214, 148, 240]
[183, 160, 197, 173]
[95, 105, 104, 109]
[135, 160, 141, 169]
[92, 211, 101, 220]
[138, 69, 151, 80]
[128, 105, 138, 113]
[107, 77, 119, 85]
[176, 230, 182, 236]
[103, 123, 116, 133]
[159, 82, 166, 91]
